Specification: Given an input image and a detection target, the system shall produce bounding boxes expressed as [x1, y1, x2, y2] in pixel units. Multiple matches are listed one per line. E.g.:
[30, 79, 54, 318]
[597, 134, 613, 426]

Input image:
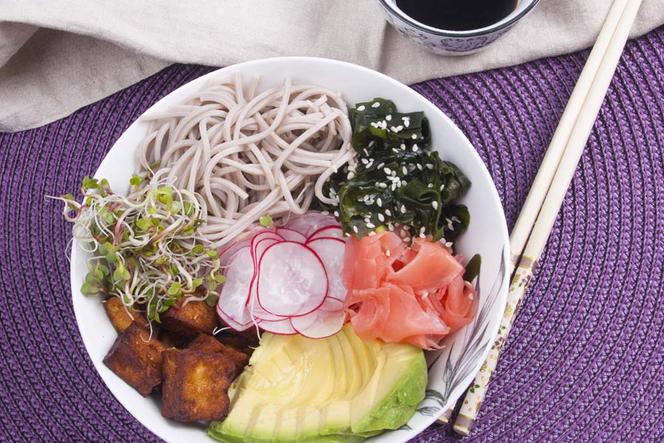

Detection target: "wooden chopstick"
[442, 0, 643, 435]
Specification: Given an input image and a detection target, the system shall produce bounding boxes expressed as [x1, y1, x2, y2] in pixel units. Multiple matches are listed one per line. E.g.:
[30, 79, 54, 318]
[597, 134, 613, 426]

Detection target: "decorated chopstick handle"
[452, 255, 536, 435]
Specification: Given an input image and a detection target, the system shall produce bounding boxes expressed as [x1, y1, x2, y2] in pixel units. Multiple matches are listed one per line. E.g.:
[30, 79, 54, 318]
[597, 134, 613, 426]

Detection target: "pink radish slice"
[290, 298, 345, 338]
[219, 240, 250, 266]
[217, 306, 253, 332]
[307, 237, 347, 301]
[245, 237, 284, 316]
[258, 318, 296, 335]
[246, 295, 284, 322]
[276, 227, 307, 243]
[217, 247, 255, 327]
[257, 241, 328, 317]
[307, 225, 344, 242]
[284, 212, 338, 237]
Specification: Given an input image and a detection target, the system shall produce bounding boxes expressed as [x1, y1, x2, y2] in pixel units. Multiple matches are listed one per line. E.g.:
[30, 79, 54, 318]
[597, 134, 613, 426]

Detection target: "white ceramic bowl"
[378, 0, 540, 55]
[70, 57, 510, 443]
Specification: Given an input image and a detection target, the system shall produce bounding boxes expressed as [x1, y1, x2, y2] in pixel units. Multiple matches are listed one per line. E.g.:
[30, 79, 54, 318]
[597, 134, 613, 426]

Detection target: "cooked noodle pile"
[137, 75, 353, 248]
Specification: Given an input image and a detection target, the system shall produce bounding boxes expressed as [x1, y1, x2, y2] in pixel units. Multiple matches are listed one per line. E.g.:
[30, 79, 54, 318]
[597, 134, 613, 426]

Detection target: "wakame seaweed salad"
[323, 98, 471, 243]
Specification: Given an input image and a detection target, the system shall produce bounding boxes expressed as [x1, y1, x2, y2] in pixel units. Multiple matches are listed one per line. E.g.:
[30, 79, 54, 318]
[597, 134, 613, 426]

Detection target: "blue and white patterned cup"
[378, 0, 540, 56]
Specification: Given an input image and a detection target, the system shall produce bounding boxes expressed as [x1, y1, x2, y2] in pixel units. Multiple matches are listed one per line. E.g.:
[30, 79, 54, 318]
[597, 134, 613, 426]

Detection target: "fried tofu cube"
[187, 334, 226, 353]
[103, 297, 147, 333]
[161, 349, 234, 422]
[188, 334, 250, 376]
[103, 323, 167, 396]
[161, 300, 216, 338]
[216, 327, 259, 356]
[159, 330, 190, 349]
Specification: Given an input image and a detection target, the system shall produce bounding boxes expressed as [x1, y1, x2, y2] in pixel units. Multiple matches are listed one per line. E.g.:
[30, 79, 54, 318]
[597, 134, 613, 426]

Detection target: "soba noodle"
[137, 75, 354, 248]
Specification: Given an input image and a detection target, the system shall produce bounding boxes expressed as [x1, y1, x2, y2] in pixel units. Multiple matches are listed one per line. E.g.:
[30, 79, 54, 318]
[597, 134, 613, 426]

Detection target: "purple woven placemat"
[1, 27, 663, 443]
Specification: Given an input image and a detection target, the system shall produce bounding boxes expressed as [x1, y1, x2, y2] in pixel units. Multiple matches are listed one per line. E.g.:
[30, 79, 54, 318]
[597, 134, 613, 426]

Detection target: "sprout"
[55, 176, 223, 324]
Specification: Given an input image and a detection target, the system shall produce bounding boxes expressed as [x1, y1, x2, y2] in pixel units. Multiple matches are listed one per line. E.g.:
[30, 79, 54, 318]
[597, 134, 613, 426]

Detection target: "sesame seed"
[440, 184, 445, 191]
[347, 171, 355, 179]
[372, 102, 381, 108]
[427, 183, 433, 188]
[390, 126, 399, 132]
[334, 211, 340, 217]
[368, 231, 376, 237]
[386, 115, 392, 121]
[322, 211, 330, 215]
[383, 167, 392, 175]
[403, 236, 411, 242]
[391, 183, 397, 191]
[361, 158, 369, 165]
[400, 143, 406, 150]
[377, 162, 385, 169]
[411, 134, 417, 139]
[370, 122, 378, 128]
[446, 218, 454, 230]
[366, 222, 376, 229]
[432, 201, 439, 210]
[385, 249, 391, 257]
[363, 148, 369, 156]
[388, 223, 395, 230]
[401, 166, 408, 175]
[452, 216, 461, 223]
[378, 213, 385, 222]
[357, 105, 366, 111]
[396, 125, 404, 132]
[426, 164, 434, 169]
[385, 209, 392, 216]
[401, 180, 407, 186]
[412, 145, 419, 152]
[400, 205, 407, 213]
[420, 227, 426, 234]
[376, 197, 382, 207]
[392, 148, 400, 153]
[377, 182, 387, 189]
[369, 140, 375, 147]
[402, 117, 411, 127]
[419, 233, 426, 238]
[352, 225, 359, 233]
[417, 164, 423, 170]
[345, 232, 351, 237]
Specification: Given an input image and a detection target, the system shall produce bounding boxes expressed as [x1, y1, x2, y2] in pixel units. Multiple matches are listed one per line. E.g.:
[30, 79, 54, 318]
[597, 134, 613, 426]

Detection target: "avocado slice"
[208, 325, 426, 442]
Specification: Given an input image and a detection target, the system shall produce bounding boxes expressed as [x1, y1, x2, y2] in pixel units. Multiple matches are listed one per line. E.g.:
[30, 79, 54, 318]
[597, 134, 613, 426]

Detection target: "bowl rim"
[70, 56, 511, 443]
[378, 0, 540, 38]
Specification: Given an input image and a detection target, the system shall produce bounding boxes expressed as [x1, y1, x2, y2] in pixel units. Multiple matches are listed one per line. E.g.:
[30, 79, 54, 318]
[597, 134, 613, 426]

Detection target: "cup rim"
[378, 0, 540, 37]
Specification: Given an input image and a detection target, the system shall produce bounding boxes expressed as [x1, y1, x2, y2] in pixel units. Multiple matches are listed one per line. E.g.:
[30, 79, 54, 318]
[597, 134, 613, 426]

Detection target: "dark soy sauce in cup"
[395, 0, 519, 31]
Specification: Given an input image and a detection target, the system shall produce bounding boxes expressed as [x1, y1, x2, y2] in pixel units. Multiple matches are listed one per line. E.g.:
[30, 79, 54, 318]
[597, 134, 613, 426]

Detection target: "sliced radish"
[291, 298, 345, 338]
[284, 212, 338, 237]
[307, 237, 347, 301]
[246, 295, 283, 322]
[276, 227, 307, 243]
[219, 240, 250, 266]
[307, 225, 344, 242]
[257, 242, 328, 317]
[258, 318, 296, 335]
[217, 306, 252, 332]
[217, 247, 254, 328]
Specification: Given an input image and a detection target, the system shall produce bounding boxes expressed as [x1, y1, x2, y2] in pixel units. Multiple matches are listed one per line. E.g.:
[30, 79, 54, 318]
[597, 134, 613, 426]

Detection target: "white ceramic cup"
[378, 0, 540, 56]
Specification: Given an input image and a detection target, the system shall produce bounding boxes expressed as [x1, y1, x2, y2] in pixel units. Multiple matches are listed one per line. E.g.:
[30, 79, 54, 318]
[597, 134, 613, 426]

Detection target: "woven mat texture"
[1, 27, 662, 443]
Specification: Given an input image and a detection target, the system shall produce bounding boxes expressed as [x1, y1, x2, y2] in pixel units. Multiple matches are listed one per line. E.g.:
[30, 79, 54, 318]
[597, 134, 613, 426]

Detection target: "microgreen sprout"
[55, 176, 222, 324]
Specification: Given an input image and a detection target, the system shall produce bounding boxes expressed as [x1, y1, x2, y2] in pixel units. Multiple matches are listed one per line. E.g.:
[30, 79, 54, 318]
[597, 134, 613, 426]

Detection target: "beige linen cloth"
[1, 0, 663, 132]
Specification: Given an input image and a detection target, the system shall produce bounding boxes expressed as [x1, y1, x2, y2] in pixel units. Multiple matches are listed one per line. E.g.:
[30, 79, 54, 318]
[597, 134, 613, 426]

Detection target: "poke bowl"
[69, 57, 509, 442]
